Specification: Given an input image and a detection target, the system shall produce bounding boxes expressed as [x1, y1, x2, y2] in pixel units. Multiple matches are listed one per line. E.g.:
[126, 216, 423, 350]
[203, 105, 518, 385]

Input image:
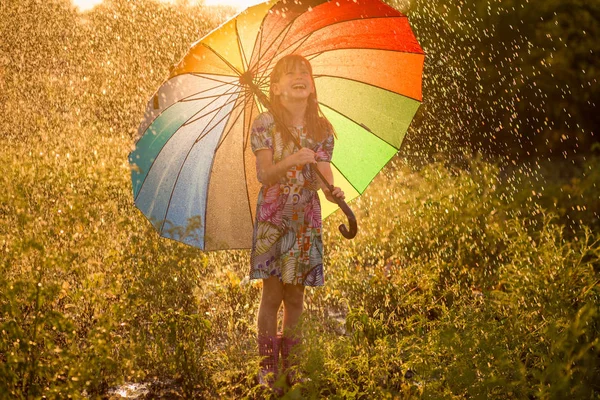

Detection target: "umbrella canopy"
[129, 0, 424, 251]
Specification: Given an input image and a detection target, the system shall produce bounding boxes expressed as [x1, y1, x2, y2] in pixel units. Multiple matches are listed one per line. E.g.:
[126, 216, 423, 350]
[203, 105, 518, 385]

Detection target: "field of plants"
[1, 0, 599, 399]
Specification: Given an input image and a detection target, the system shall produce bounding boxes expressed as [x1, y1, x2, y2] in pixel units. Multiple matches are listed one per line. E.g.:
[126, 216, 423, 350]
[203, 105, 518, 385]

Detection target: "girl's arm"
[317, 161, 345, 203]
[255, 147, 317, 186]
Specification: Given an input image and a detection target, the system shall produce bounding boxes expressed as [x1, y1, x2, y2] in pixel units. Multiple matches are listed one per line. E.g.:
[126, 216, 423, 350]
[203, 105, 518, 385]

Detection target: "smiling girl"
[249, 54, 345, 389]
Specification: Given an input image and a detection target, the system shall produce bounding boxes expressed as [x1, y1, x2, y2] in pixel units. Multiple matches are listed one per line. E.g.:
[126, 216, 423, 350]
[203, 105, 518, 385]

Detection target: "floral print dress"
[250, 112, 334, 286]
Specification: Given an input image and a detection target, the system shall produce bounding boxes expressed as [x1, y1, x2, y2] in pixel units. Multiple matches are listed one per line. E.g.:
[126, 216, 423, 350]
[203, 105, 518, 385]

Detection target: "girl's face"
[271, 60, 315, 101]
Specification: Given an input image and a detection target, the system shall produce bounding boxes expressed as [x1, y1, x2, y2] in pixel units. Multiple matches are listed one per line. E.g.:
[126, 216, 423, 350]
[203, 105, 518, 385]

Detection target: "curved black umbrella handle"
[335, 196, 358, 239]
[319, 173, 357, 239]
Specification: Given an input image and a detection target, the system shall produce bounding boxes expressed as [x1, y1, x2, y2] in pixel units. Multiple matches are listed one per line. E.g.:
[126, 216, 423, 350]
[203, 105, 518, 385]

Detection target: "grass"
[2, 128, 599, 398]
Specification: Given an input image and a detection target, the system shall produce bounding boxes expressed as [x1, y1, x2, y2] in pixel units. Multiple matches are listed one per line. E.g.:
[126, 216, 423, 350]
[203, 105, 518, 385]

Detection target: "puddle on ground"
[106, 383, 150, 399]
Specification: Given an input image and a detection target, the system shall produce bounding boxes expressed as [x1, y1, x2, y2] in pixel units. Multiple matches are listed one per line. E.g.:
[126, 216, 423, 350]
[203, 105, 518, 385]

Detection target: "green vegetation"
[393, 0, 600, 161]
[1, 0, 599, 398]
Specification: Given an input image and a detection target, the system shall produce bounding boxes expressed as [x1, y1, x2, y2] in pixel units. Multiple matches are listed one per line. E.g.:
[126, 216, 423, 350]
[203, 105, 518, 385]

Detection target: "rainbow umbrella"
[129, 0, 424, 251]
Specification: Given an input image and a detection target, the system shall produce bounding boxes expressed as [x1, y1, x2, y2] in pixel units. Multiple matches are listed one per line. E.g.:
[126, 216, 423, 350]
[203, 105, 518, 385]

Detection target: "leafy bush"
[310, 159, 600, 399]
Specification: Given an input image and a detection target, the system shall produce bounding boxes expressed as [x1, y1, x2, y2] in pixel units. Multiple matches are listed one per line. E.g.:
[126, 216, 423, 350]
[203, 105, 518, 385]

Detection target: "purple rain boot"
[280, 335, 303, 386]
[257, 335, 280, 389]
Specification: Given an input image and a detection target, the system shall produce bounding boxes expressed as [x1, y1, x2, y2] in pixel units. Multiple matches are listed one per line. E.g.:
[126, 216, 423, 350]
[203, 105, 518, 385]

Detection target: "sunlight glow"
[203, 0, 264, 9]
[72, 0, 264, 12]
[72, 0, 103, 11]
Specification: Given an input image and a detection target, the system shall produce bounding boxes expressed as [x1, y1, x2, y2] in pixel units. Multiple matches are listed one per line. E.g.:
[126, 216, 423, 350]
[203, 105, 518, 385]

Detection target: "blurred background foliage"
[1, 0, 599, 398]
[394, 0, 600, 163]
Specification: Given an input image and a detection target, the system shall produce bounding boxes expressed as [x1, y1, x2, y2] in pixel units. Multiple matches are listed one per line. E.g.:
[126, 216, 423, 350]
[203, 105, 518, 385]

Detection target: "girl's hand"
[290, 148, 317, 167]
[323, 186, 345, 203]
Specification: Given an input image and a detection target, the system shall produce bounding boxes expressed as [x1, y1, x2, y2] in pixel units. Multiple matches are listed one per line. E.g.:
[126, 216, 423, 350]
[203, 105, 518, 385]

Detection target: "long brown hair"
[269, 54, 334, 144]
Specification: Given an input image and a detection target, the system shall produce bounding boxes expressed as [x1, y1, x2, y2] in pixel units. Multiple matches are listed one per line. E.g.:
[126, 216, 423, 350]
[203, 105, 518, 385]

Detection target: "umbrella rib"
[155, 75, 241, 105]
[158, 89, 241, 235]
[241, 91, 260, 230]
[256, 28, 320, 86]
[184, 94, 244, 129]
[179, 91, 239, 103]
[178, 83, 241, 129]
[192, 91, 241, 145]
[211, 94, 248, 153]
[211, 89, 256, 152]
[251, 71, 271, 92]
[250, 6, 309, 82]
[189, 73, 246, 89]
[304, 52, 323, 62]
[246, 0, 277, 79]
[242, 89, 260, 150]
[133, 84, 240, 203]
[251, 13, 310, 88]
[257, 19, 324, 76]
[188, 74, 244, 88]
[253, 77, 270, 98]
[235, 19, 250, 72]
[201, 42, 243, 77]
[248, 5, 270, 80]
[254, 23, 296, 80]
[251, 1, 330, 74]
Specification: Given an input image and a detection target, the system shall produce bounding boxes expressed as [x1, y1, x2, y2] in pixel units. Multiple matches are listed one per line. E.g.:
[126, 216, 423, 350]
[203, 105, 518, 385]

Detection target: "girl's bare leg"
[281, 283, 305, 384]
[257, 276, 284, 337]
[282, 283, 305, 335]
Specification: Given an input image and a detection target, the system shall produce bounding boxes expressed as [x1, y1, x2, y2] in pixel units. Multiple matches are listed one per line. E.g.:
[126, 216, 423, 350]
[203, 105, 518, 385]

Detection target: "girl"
[250, 54, 345, 388]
